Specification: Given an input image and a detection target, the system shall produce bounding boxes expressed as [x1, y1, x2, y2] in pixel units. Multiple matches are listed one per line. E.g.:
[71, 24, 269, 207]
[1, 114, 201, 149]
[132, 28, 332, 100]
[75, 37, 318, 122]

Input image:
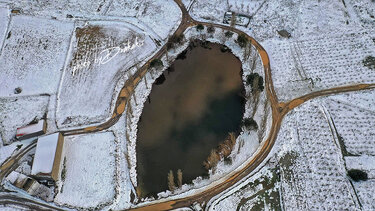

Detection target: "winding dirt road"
[1, 0, 375, 210]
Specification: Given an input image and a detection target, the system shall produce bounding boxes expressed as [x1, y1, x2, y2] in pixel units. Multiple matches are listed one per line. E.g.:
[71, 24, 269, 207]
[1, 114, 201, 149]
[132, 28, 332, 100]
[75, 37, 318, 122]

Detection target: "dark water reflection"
[136, 42, 244, 197]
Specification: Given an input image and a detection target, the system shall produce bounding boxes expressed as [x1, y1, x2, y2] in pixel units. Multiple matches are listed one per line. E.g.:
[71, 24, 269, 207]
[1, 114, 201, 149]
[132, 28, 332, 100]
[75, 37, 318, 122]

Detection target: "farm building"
[31, 133, 64, 182]
[223, 11, 250, 27]
[16, 119, 46, 140]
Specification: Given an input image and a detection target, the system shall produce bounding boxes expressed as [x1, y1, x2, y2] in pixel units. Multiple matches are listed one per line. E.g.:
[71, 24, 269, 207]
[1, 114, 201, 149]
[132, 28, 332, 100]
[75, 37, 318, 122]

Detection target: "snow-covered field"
[274, 100, 359, 210]
[0, 96, 48, 145]
[107, 0, 181, 40]
[323, 90, 375, 156]
[352, 180, 375, 210]
[0, 0, 374, 209]
[0, 5, 9, 52]
[208, 157, 280, 210]
[264, 32, 375, 102]
[5, 0, 113, 18]
[345, 155, 375, 178]
[0, 15, 74, 97]
[54, 132, 116, 209]
[56, 21, 157, 128]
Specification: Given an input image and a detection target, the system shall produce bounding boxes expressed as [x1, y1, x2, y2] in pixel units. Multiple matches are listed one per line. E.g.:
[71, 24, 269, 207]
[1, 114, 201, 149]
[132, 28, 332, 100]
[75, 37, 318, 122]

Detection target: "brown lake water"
[136, 41, 245, 197]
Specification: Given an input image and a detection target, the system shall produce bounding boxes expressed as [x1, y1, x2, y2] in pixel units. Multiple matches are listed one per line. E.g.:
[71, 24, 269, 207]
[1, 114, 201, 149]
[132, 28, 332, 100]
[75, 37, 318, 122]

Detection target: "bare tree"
[230, 12, 236, 27]
[177, 169, 183, 188]
[203, 149, 220, 170]
[167, 170, 176, 191]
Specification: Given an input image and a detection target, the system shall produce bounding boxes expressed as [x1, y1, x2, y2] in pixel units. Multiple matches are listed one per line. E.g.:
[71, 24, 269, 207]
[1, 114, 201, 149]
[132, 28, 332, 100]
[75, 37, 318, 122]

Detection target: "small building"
[16, 119, 46, 140]
[6, 171, 54, 201]
[277, 30, 291, 38]
[31, 133, 64, 182]
[7, 171, 39, 194]
[223, 11, 250, 27]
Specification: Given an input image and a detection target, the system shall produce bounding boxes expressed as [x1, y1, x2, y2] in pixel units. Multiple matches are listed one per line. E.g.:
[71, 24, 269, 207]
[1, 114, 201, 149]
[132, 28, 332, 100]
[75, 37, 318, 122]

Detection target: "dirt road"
[1, 0, 374, 210]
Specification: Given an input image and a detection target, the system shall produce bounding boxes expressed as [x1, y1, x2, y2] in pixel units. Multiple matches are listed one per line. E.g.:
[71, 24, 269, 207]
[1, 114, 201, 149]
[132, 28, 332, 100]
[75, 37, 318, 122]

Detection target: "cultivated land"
[0, 0, 374, 210]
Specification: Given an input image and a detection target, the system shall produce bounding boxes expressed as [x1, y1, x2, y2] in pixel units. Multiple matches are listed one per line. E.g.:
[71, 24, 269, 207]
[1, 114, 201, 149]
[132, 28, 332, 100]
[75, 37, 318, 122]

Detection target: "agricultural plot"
[352, 180, 375, 210]
[106, 0, 181, 40]
[345, 155, 375, 178]
[189, 0, 360, 41]
[208, 160, 281, 211]
[54, 132, 116, 209]
[227, 0, 265, 16]
[6, 0, 112, 18]
[276, 101, 359, 210]
[56, 21, 157, 128]
[190, 0, 228, 23]
[0, 96, 48, 145]
[346, 0, 375, 29]
[0, 15, 74, 97]
[265, 32, 375, 102]
[323, 90, 375, 156]
[0, 5, 9, 52]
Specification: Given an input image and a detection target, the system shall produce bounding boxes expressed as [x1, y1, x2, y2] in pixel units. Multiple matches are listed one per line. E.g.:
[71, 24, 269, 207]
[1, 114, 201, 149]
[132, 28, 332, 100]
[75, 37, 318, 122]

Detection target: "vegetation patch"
[203, 133, 237, 171]
[196, 24, 204, 31]
[363, 56, 375, 69]
[167, 34, 184, 49]
[242, 118, 258, 130]
[207, 25, 215, 33]
[236, 33, 248, 48]
[149, 59, 163, 68]
[246, 73, 264, 93]
[224, 31, 233, 38]
[347, 169, 368, 181]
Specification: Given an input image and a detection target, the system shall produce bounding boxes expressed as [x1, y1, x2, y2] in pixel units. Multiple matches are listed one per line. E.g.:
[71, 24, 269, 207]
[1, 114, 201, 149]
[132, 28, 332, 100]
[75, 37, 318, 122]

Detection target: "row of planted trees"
[167, 169, 183, 191]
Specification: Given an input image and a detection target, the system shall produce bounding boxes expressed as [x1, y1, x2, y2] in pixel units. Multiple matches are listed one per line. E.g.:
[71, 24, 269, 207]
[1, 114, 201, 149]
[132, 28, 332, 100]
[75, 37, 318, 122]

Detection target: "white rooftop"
[31, 133, 59, 176]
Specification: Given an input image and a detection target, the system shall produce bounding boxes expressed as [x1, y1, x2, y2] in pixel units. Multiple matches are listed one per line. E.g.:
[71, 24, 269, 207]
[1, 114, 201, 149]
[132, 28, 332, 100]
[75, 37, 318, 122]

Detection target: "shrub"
[177, 169, 183, 188]
[348, 169, 368, 181]
[167, 170, 176, 191]
[167, 34, 184, 49]
[236, 33, 248, 48]
[224, 31, 233, 38]
[196, 24, 204, 31]
[176, 49, 187, 60]
[242, 118, 258, 130]
[203, 149, 220, 170]
[149, 59, 163, 68]
[246, 73, 264, 93]
[220, 46, 230, 53]
[363, 55, 375, 69]
[203, 133, 237, 171]
[218, 133, 236, 157]
[207, 25, 215, 33]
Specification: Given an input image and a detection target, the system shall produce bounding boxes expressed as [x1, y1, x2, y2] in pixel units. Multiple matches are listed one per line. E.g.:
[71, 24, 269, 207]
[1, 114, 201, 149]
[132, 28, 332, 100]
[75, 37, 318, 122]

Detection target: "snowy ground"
[208, 91, 375, 210]
[208, 157, 281, 210]
[56, 21, 157, 128]
[322, 89, 375, 156]
[105, 113, 136, 210]
[276, 101, 359, 210]
[0, 15, 74, 97]
[0, 96, 48, 145]
[0, 0, 375, 209]
[264, 32, 375, 102]
[0, 5, 9, 51]
[4, 0, 113, 19]
[352, 180, 375, 210]
[189, 0, 375, 103]
[54, 132, 116, 209]
[106, 0, 181, 40]
[5, 0, 181, 41]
